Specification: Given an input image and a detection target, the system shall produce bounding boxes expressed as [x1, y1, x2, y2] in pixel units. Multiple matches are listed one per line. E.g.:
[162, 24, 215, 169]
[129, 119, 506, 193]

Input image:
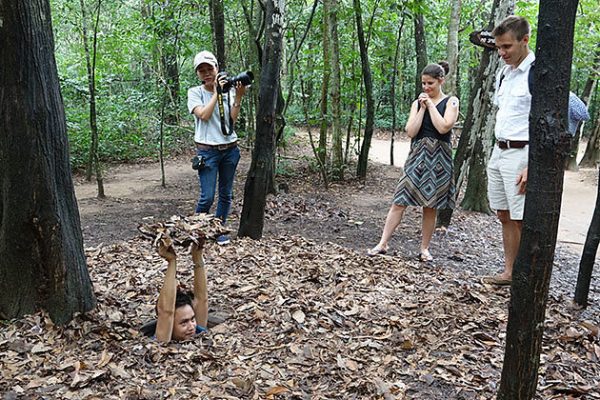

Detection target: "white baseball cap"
[193, 51, 218, 71]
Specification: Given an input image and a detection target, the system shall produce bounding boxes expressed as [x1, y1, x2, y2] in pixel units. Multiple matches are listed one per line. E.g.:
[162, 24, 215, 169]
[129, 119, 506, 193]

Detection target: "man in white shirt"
[483, 16, 533, 285]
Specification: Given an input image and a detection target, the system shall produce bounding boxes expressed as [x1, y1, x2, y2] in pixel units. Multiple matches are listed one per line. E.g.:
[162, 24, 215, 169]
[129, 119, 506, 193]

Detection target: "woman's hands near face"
[418, 93, 432, 108]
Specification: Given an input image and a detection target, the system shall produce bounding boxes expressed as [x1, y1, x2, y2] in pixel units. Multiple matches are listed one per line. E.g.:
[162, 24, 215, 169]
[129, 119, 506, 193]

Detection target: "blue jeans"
[195, 145, 241, 223]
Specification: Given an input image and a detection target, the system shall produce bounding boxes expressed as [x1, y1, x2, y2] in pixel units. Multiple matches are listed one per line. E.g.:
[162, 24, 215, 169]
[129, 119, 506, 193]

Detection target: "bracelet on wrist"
[233, 103, 241, 108]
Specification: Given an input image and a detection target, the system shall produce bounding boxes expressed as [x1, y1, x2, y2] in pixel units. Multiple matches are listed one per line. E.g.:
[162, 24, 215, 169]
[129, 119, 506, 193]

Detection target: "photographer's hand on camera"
[216, 72, 229, 92]
[230, 81, 246, 121]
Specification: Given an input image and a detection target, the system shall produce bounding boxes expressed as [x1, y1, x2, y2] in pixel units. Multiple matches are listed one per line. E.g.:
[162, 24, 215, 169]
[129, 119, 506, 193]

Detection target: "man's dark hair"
[154, 289, 194, 315]
[492, 15, 530, 41]
[175, 289, 194, 309]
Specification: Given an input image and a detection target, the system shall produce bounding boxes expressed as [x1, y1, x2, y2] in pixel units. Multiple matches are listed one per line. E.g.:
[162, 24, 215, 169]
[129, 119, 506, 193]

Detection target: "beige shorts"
[487, 145, 528, 220]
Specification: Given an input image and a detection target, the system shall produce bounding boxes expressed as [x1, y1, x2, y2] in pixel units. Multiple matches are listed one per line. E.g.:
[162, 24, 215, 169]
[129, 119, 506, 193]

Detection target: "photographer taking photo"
[187, 50, 247, 245]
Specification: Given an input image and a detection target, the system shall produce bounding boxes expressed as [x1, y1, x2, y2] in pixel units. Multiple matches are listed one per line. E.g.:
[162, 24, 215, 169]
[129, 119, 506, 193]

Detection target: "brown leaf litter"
[1, 231, 599, 399]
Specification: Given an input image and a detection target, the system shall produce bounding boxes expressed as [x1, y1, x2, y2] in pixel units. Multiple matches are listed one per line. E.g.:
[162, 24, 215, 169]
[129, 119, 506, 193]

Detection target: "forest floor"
[2, 132, 600, 399]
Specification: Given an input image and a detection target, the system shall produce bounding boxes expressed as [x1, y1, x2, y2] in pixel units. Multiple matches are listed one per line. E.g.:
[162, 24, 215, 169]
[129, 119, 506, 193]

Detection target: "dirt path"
[74, 136, 597, 260]
[367, 137, 598, 252]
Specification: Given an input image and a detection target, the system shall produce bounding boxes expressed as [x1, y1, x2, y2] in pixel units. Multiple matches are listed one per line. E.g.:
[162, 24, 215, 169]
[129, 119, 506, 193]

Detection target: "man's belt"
[195, 142, 238, 151]
[497, 140, 528, 149]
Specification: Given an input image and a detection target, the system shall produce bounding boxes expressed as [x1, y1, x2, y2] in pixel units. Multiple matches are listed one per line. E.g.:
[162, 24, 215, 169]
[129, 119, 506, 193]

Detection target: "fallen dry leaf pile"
[1, 234, 599, 399]
[137, 214, 229, 247]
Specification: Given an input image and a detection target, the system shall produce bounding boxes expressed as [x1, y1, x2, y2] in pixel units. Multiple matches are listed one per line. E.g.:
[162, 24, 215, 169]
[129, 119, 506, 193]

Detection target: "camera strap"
[216, 86, 234, 136]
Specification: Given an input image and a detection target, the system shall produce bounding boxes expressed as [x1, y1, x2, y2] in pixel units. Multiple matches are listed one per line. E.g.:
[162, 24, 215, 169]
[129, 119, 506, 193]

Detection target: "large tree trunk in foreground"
[0, 0, 96, 324]
[238, 0, 284, 239]
[574, 168, 600, 306]
[437, 0, 514, 227]
[354, 0, 375, 180]
[498, 0, 578, 398]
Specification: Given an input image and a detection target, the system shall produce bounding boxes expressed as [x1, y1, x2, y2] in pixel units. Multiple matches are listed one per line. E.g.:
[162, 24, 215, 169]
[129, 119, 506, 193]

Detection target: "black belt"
[497, 140, 528, 149]
[196, 142, 237, 151]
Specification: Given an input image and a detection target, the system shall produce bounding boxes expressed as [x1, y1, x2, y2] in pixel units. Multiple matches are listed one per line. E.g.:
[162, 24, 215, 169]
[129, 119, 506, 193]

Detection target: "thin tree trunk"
[238, 0, 284, 239]
[282, 0, 319, 116]
[210, 0, 226, 67]
[80, 0, 105, 198]
[159, 1, 181, 126]
[437, 0, 514, 227]
[390, 15, 405, 166]
[240, 0, 262, 143]
[354, 0, 375, 179]
[498, 1, 578, 397]
[446, 0, 461, 95]
[344, 48, 358, 164]
[566, 45, 599, 171]
[566, 87, 592, 171]
[159, 85, 167, 188]
[327, 0, 343, 179]
[301, 77, 329, 189]
[0, 0, 96, 323]
[318, 10, 330, 167]
[413, 10, 428, 99]
[580, 116, 600, 168]
[574, 168, 600, 306]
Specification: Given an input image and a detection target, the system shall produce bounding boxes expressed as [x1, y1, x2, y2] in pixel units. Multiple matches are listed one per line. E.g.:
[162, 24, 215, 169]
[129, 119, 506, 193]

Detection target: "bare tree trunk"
[437, 0, 514, 227]
[354, 0, 375, 179]
[240, 0, 262, 144]
[574, 168, 600, 306]
[327, 0, 343, 179]
[282, 0, 318, 117]
[238, 0, 284, 239]
[344, 48, 358, 164]
[80, 0, 105, 197]
[390, 15, 406, 166]
[446, 0, 461, 95]
[498, 1, 578, 397]
[210, 0, 226, 67]
[158, 1, 181, 126]
[580, 116, 600, 168]
[566, 45, 599, 171]
[0, 0, 96, 323]
[318, 10, 330, 167]
[300, 78, 329, 189]
[413, 9, 428, 98]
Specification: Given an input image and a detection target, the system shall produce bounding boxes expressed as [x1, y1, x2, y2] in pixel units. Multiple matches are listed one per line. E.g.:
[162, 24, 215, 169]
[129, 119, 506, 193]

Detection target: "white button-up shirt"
[494, 51, 536, 141]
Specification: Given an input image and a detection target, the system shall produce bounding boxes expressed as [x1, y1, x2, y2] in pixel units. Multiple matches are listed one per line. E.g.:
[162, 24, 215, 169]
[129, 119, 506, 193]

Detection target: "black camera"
[191, 155, 205, 170]
[220, 71, 254, 92]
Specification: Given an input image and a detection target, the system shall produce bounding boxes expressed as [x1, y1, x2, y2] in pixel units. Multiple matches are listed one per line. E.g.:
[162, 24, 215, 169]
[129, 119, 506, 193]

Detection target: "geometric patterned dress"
[393, 97, 456, 209]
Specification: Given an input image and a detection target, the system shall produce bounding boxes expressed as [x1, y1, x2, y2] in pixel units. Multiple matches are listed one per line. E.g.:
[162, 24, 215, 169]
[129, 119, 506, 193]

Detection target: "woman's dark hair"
[422, 61, 449, 80]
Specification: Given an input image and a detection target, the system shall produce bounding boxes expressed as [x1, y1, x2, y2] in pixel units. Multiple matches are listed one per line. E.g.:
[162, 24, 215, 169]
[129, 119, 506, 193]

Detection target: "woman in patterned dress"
[368, 62, 459, 262]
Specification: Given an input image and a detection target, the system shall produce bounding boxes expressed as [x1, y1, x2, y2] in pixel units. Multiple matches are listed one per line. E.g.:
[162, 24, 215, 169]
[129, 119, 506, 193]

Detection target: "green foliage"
[48, 0, 599, 172]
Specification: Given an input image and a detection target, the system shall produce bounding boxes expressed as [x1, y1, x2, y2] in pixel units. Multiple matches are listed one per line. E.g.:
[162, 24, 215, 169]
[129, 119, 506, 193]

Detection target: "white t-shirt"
[187, 85, 238, 145]
[494, 52, 535, 141]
